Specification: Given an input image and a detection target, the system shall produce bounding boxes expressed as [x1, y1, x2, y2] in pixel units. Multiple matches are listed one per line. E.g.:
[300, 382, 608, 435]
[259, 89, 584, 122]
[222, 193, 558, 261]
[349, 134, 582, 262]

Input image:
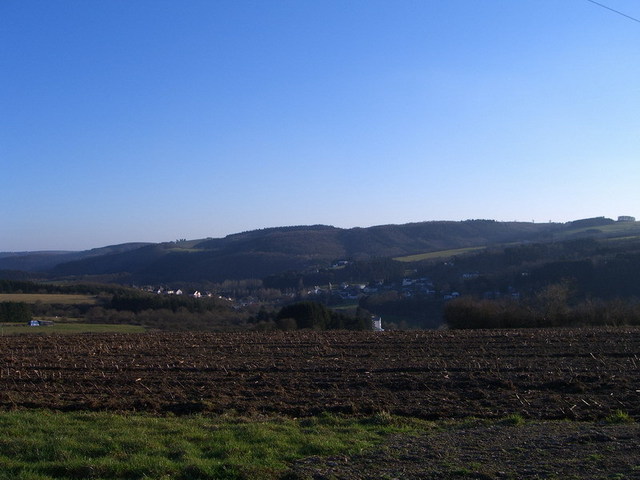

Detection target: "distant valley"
[3, 216, 640, 331]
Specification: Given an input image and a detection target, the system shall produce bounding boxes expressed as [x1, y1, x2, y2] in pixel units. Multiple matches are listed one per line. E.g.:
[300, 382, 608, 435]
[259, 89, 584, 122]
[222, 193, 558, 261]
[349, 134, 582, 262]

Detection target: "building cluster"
[137, 264, 530, 313]
[306, 276, 450, 301]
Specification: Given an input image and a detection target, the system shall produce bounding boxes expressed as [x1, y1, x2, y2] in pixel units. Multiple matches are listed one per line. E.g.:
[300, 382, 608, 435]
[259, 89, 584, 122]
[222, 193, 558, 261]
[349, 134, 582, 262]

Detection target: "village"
[137, 266, 524, 313]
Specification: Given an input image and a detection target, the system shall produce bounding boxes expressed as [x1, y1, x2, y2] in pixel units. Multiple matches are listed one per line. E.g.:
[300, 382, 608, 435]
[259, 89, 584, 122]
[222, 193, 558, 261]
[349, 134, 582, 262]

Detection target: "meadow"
[393, 246, 486, 262]
[0, 293, 99, 304]
[0, 322, 145, 335]
[0, 410, 424, 480]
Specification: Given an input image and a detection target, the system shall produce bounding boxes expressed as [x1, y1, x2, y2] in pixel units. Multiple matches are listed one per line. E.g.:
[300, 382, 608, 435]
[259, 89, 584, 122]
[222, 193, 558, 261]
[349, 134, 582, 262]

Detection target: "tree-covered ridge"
[1, 220, 570, 283]
[3, 218, 640, 285]
[0, 279, 131, 295]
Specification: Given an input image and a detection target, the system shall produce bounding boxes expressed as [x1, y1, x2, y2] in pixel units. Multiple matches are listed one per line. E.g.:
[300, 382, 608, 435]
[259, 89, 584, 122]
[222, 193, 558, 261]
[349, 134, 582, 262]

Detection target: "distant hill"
[1, 218, 638, 284]
[0, 243, 152, 273]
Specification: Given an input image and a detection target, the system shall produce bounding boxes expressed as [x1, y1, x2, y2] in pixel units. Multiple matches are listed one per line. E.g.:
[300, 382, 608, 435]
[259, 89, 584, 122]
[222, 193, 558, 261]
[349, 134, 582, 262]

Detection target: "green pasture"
[0, 323, 145, 335]
[0, 410, 428, 480]
[394, 246, 486, 263]
[0, 293, 99, 305]
[603, 234, 640, 244]
[558, 221, 640, 240]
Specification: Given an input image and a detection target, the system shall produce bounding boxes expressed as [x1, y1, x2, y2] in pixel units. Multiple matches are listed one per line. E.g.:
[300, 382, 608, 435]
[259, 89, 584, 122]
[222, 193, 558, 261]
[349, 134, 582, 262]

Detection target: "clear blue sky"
[2, 0, 639, 251]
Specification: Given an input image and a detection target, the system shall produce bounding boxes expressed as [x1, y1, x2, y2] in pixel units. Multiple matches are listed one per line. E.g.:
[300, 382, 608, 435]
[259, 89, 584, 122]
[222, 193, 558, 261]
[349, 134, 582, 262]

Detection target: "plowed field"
[1, 328, 639, 420]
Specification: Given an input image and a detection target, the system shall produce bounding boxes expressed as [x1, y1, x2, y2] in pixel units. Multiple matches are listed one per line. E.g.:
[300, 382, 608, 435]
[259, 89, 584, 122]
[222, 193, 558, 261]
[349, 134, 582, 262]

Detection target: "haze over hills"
[1, 217, 638, 284]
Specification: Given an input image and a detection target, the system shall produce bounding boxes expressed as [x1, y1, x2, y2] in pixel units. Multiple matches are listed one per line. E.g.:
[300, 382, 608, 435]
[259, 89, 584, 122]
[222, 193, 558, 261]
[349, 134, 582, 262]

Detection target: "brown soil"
[1, 327, 639, 478]
[285, 421, 640, 479]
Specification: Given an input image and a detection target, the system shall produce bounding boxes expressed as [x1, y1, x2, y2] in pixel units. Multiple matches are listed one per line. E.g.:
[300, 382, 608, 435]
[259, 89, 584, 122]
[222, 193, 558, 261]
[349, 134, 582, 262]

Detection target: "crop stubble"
[0, 328, 638, 420]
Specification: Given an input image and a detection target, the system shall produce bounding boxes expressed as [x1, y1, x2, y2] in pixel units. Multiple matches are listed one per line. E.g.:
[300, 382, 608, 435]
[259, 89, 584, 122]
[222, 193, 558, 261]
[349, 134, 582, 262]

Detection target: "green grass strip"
[0, 410, 428, 480]
[394, 246, 486, 262]
[0, 294, 99, 305]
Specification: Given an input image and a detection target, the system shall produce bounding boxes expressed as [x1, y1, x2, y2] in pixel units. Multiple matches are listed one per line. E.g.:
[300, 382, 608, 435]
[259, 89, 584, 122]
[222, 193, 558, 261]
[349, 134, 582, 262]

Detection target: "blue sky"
[2, 0, 639, 251]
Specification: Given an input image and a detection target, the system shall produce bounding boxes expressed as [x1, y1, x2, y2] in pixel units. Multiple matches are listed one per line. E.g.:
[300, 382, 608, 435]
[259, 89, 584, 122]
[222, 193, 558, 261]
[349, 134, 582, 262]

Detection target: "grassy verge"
[0, 410, 428, 480]
[0, 323, 145, 335]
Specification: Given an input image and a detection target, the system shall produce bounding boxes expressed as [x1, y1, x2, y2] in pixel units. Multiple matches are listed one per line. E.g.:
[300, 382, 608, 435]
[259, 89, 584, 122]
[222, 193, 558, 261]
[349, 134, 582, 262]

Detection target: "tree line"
[444, 285, 640, 329]
[249, 301, 371, 331]
[0, 302, 31, 323]
[109, 292, 225, 314]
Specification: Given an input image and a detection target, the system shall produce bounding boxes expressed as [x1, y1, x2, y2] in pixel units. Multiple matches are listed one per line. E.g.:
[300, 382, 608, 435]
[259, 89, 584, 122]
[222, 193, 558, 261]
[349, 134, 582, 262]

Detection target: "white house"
[371, 315, 384, 332]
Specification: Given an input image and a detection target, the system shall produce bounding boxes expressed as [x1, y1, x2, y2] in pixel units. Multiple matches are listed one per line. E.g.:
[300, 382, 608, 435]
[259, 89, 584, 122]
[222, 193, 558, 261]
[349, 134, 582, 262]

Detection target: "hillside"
[1, 217, 638, 284]
[0, 243, 152, 272]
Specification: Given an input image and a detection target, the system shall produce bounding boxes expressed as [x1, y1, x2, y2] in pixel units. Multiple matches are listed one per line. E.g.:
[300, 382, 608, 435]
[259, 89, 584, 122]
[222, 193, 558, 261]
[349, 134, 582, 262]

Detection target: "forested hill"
[2, 218, 639, 284]
[0, 243, 152, 273]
